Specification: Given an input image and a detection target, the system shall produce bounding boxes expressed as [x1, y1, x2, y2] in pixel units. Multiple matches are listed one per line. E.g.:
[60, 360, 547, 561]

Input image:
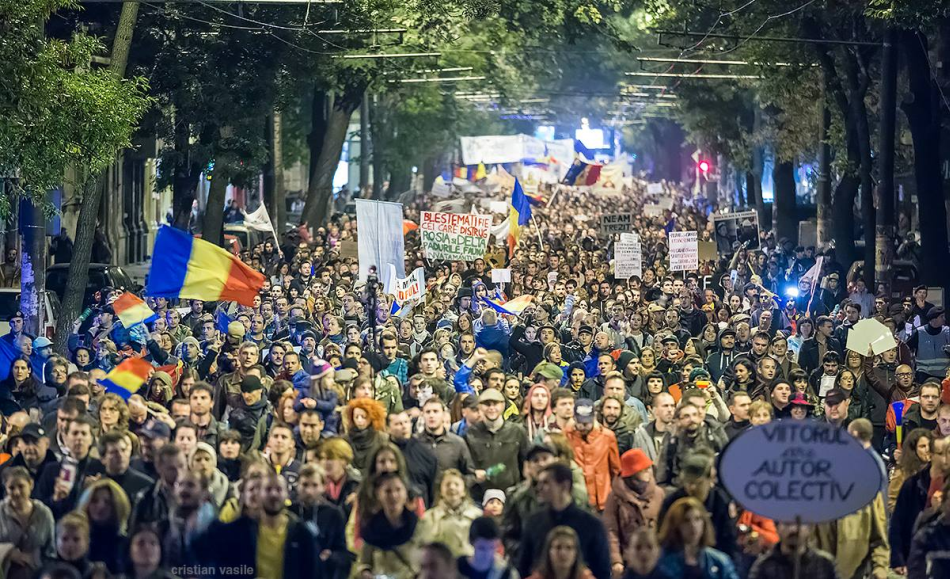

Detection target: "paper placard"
[420, 211, 492, 261]
[615, 239, 642, 279]
[668, 231, 698, 272]
[489, 201, 509, 214]
[647, 183, 663, 195]
[339, 240, 359, 260]
[491, 269, 511, 283]
[643, 204, 663, 217]
[620, 232, 639, 243]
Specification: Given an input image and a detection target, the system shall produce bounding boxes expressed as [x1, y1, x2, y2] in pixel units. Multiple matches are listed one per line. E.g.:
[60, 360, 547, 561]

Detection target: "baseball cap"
[578, 325, 594, 336]
[240, 375, 263, 393]
[478, 388, 505, 404]
[525, 443, 556, 462]
[824, 388, 848, 406]
[33, 337, 52, 349]
[574, 398, 595, 424]
[534, 362, 564, 382]
[14, 423, 45, 441]
[620, 449, 653, 478]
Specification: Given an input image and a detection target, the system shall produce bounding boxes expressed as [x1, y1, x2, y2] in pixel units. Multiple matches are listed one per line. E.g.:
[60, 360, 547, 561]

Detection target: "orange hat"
[620, 449, 653, 478]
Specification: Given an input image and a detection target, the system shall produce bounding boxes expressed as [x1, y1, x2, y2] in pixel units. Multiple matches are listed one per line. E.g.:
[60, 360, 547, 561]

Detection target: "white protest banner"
[356, 200, 405, 281]
[601, 213, 633, 234]
[386, 264, 426, 305]
[620, 232, 639, 243]
[647, 183, 663, 195]
[643, 204, 663, 217]
[460, 135, 525, 165]
[420, 211, 492, 261]
[719, 420, 884, 523]
[668, 231, 698, 272]
[615, 239, 642, 279]
[491, 268, 511, 283]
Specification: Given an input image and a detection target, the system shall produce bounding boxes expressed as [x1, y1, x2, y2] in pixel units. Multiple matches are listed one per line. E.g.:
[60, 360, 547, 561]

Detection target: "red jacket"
[566, 424, 621, 511]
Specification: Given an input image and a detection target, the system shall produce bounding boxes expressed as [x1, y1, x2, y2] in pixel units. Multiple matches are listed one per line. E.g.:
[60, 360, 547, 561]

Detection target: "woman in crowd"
[76, 479, 131, 574]
[121, 525, 177, 579]
[502, 376, 524, 423]
[344, 398, 388, 473]
[888, 427, 931, 512]
[523, 384, 552, 442]
[656, 497, 738, 579]
[526, 526, 594, 579]
[0, 467, 56, 579]
[357, 472, 423, 579]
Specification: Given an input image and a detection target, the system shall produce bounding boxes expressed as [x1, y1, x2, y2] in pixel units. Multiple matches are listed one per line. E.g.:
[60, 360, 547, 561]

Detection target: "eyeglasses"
[896, 372, 913, 378]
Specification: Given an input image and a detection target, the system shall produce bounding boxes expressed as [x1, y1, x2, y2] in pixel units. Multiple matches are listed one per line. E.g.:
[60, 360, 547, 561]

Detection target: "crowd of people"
[1, 179, 949, 579]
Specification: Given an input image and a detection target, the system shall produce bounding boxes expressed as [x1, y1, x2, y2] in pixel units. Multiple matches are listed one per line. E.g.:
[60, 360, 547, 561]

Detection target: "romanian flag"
[112, 292, 157, 329]
[563, 158, 602, 186]
[475, 163, 487, 181]
[146, 226, 265, 306]
[483, 294, 535, 316]
[508, 179, 533, 255]
[99, 357, 153, 400]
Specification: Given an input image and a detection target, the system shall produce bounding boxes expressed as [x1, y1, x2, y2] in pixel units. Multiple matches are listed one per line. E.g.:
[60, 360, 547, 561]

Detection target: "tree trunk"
[855, 87, 876, 290]
[359, 96, 370, 195]
[833, 174, 858, 266]
[301, 82, 365, 227]
[202, 167, 228, 247]
[305, 85, 329, 227]
[876, 27, 898, 296]
[745, 171, 757, 211]
[817, 75, 834, 246]
[264, 111, 285, 234]
[21, 200, 46, 338]
[773, 160, 798, 244]
[903, 30, 950, 290]
[370, 94, 385, 200]
[172, 117, 202, 230]
[53, 1, 138, 354]
[422, 156, 439, 194]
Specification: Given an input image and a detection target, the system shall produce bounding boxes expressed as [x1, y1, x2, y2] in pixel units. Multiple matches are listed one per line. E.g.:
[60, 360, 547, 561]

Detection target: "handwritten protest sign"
[620, 232, 638, 243]
[719, 420, 883, 523]
[491, 268, 511, 283]
[386, 265, 426, 305]
[668, 231, 698, 272]
[601, 213, 633, 234]
[420, 211, 492, 261]
[615, 238, 642, 279]
[647, 183, 663, 195]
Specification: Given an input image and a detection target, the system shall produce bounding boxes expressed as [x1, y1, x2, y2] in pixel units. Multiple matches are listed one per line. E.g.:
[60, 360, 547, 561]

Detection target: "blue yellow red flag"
[146, 226, 265, 306]
[112, 292, 157, 328]
[98, 357, 153, 400]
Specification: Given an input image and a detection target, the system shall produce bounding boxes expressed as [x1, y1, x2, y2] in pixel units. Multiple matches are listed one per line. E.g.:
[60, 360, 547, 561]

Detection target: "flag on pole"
[112, 292, 157, 328]
[98, 357, 153, 400]
[146, 226, 265, 307]
[508, 179, 533, 255]
[483, 294, 535, 316]
[243, 203, 281, 251]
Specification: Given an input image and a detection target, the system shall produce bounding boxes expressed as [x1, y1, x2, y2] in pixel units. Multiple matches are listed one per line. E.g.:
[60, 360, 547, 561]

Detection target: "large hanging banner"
[668, 231, 699, 272]
[356, 200, 405, 281]
[420, 211, 492, 261]
[460, 136, 526, 165]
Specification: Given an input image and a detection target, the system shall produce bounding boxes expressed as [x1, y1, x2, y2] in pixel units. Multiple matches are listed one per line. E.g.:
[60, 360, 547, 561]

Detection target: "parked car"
[0, 289, 60, 339]
[46, 264, 139, 309]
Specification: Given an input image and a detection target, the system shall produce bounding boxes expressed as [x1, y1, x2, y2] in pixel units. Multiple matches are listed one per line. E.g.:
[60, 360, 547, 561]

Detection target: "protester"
[655, 497, 739, 579]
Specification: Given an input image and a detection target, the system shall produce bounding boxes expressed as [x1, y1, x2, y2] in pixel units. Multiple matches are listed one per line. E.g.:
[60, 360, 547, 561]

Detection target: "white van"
[0, 289, 60, 339]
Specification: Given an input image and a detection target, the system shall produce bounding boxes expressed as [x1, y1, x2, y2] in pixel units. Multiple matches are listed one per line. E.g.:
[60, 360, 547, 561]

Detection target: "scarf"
[360, 508, 419, 550]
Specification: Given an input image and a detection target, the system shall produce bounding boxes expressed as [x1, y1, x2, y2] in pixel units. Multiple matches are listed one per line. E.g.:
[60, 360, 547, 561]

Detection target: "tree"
[0, 0, 150, 347]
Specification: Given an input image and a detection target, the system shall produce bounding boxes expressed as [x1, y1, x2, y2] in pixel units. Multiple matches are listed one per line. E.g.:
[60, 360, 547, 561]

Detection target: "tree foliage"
[0, 0, 150, 215]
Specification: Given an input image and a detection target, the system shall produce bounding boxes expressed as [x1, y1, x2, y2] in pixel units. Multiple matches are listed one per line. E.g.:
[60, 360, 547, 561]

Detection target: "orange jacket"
[566, 424, 621, 511]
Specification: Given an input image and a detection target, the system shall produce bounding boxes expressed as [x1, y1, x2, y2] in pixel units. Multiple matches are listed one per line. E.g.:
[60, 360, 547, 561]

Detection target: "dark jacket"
[517, 503, 612, 579]
[798, 337, 842, 376]
[106, 467, 155, 504]
[890, 466, 932, 568]
[290, 502, 353, 579]
[130, 480, 173, 530]
[392, 437, 439, 507]
[749, 545, 838, 579]
[465, 420, 528, 501]
[417, 428, 477, 478]
[509, 326, 543, 372]
[200, 513, 318, 579]
[908, 514, 950, 579]
[35, 455, 105, 519]
[1, 448, 57, 499]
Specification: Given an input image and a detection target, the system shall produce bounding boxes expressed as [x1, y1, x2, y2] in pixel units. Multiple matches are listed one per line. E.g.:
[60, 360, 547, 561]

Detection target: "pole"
[532, 218, 544, 250]
[816, 72, 833, 246]
[876, 28, 898, 296]
[792, 516, 802, 579]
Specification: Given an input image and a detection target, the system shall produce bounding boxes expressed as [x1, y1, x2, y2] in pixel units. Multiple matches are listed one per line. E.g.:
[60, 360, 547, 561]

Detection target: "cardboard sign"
[712, 210, 760, 253]
[615, 239, 642, 279]
[601, 213, 633, 234]
[643, 204, 663, 217]
[339, 240, 359, 260]
[420, 211, 492, 261]
[719, 420, 884, 524]
[698, 241, 718, 262]
[489, 201, 509, 214]
[491, 268, 511, 283]
[668, 231, 698, 272]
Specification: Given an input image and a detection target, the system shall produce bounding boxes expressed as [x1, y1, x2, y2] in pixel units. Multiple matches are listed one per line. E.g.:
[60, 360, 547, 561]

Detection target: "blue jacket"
[656, 548, 739, 579]
[476, 323, 510, 359]
[292, 369, 340, 434]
